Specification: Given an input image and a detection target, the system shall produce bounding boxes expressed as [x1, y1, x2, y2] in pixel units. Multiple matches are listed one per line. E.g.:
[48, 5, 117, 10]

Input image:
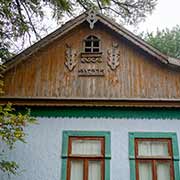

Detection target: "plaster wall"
[1, 117, 180, 180]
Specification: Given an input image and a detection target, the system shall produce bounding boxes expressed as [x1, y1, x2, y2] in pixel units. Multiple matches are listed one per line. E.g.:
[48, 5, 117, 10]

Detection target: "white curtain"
[72, 140, 101, 155]
[138, 141, 168, 156]
[139, 162, 152, 180]
[70, 160, 83, 180]
[157, 162, 170, 180]
[88, 161, 101, 180]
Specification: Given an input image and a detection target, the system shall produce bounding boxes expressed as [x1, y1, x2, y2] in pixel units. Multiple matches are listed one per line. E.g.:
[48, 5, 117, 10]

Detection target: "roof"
[3, 9, 180, 72]
[2, 9, 180, 108]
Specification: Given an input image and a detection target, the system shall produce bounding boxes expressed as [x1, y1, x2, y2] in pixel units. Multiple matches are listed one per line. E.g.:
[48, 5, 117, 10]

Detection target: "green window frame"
[61, 131, 111, 180]
[129, 132, 180, 180]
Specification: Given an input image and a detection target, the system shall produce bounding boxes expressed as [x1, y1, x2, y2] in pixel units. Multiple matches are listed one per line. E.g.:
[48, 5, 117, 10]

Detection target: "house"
[1, 9, 180, 180]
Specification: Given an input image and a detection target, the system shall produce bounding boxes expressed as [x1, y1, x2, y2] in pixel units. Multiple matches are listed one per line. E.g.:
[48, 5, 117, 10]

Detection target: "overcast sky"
[135, 0, 180, 33]
[40, 0, 180, 38]
[14, 0, 180, 53]
[45, 0, 180, 35]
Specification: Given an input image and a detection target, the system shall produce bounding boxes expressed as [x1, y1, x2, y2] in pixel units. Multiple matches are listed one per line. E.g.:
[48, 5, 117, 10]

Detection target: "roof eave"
[3, 10, 180, 73]
[1, 97, 180, 107]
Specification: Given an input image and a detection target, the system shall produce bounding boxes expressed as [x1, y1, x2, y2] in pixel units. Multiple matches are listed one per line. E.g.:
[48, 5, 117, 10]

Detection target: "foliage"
[142, 25, 180, 58]
[0, 50, 37, 175]
[0, 0, 157, 62]
[0, 103, 37, 175]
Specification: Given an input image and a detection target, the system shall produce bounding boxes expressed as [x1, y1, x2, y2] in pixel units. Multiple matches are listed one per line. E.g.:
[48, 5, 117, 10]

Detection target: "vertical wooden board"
[3, 22, 180, 100]
[29, 57, 36, 97]
[24, 60, 31, 96]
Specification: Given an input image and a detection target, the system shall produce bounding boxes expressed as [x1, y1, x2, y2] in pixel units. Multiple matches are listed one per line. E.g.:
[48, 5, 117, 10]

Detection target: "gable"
[1, 10, 180, 107]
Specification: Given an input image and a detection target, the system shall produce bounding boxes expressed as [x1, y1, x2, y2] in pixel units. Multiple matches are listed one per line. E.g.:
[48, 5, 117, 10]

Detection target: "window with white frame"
[84, 35, 100, 53]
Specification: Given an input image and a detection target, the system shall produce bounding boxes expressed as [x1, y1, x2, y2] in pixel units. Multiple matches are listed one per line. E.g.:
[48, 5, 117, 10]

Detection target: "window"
[129, 132, 180, 180]
[84, 36, 100, 53]
[61, 131, 111, 180]
[136, 138, 174, 180]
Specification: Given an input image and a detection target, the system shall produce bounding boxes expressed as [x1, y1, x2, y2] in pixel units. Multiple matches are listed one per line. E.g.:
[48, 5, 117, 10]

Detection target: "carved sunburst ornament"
[86, 9, 98, 29]
[65, 44, 77, 71]
[107, 43, 120, 70]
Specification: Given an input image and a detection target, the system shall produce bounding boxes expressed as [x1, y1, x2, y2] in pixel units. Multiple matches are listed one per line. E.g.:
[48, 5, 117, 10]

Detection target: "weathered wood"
[2, 22, 180, 101]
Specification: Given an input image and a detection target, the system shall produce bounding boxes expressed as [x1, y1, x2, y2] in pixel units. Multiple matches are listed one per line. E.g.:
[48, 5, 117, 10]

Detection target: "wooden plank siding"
[3, 22, 180, 100]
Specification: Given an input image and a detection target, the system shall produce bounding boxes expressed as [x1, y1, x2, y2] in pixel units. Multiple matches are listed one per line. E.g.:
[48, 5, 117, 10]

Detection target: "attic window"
[84, 36, 100, 53]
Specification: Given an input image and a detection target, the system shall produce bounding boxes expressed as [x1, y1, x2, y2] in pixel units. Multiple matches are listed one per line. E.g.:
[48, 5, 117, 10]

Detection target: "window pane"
[85, 48, 91, 52]
[72, 139, 101, 155]
[85, 41, 91, 47]
[157, 162, 171, 180]
[70, 160, 83, 180]
[93, 41, 99, 47]
[139, 162, 152, 180]
[88, 161, 101, 180]
[93, 48, 99, 52]
[138, 141, 169, 156]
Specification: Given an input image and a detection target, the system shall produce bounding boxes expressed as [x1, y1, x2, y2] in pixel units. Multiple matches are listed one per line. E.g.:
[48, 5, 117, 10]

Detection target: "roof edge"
[1, 97, 180, 108]
[3, 10, 180, 72]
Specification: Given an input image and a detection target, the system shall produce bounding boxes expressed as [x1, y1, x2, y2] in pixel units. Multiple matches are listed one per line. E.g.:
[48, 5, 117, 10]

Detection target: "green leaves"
[0, 0, 158, 62]
[142, 25, 180, 59]
[0, 103, 37, 149]
[0, 103, 37, 175]
[0, 160, 19, 175]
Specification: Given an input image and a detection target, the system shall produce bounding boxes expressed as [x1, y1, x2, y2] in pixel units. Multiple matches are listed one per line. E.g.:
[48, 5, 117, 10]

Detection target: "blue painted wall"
[1, 117, 180, 180]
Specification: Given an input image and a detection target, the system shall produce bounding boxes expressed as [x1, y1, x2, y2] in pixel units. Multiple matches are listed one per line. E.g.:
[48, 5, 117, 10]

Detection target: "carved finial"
[65, 44, 77, 71]
[107, 42, 120, 70]
[86, 9, 98, 29]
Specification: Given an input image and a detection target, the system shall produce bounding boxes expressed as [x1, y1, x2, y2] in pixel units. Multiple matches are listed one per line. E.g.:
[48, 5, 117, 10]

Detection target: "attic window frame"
[84, 35, 101, 53]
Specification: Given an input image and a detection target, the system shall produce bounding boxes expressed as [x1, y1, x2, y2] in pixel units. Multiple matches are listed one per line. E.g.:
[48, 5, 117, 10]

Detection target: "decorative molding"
[64, 44, 77, 71]
[81, 52, 102, 63]
[78, 68, 105, 76]
[78, 52, 105, 76]
[107, 42, 120, 70]
[81, 57, 102, 63]
[25, 107, 180, 119]
[86, 9, 98, 29]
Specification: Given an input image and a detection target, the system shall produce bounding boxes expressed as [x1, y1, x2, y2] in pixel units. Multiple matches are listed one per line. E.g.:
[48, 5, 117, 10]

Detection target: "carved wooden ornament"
[86, 9, 98, 29]
[65, 44, 77, 71]
[107, 43, 120, 70]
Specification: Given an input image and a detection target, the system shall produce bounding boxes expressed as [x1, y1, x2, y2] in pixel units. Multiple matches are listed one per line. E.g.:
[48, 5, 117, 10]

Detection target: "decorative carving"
[80, 53, 102, 63]
[78, 68, 105, 76]
[65, 44, 77, 71]
[107, 43, 120, 70]
[86, 9, 98, 29]
[78, 52, 105, 76]
[81, 57, 102, 63]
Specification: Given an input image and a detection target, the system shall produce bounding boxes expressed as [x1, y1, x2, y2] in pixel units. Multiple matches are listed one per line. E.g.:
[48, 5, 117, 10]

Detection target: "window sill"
[81, 52, 102, 58]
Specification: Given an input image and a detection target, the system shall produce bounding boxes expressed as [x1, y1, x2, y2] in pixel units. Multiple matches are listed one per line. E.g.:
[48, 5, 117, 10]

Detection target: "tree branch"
[15, 0, 25, 24]
[21, 2, 41, 40]
[76, 0, 88, 10]
[111, 0, 131, 14]
[96, 0, 103, 11]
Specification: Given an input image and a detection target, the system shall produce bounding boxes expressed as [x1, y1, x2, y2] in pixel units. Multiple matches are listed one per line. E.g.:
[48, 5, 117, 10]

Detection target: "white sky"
[34, 0, 180, 38]
[13, 0, 180, 53]
[134, 0, 180, 33]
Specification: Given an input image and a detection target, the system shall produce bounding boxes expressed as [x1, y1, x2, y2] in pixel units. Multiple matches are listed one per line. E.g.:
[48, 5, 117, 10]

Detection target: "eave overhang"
[1, 97, 180, 108]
